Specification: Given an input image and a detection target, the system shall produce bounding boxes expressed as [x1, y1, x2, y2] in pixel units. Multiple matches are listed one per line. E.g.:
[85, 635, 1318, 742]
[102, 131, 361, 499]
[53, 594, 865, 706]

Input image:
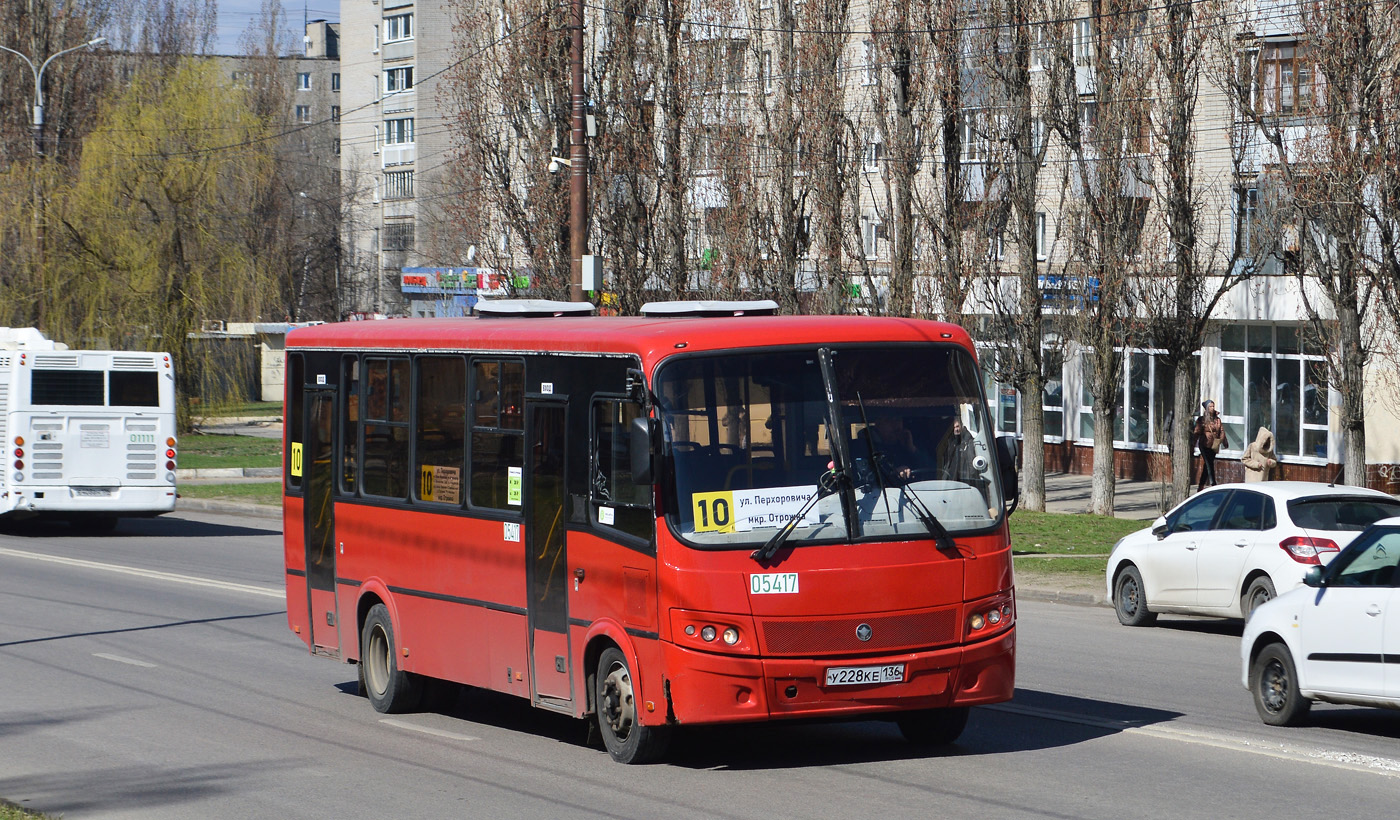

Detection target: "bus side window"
[287, 353, 304, 490]
[470, 358, 525, 510]
[414, 356, 466, 505]
[340, 356, 359, 494]
[363, 357, 410, 499]
[591, 399, 653, 541]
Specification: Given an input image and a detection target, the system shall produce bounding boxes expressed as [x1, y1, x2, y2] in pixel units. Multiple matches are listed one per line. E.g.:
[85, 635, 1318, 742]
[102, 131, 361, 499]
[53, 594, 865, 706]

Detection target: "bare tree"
[1231, 0, 1387, 486]
[978, 0, 1072, 511]
[442, 0, 574, 300]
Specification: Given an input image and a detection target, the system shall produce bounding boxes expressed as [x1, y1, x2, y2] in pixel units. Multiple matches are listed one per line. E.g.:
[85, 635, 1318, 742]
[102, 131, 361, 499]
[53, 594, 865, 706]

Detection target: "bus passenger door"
[526, 401, 572, 704]
[304, 388, 340, 656]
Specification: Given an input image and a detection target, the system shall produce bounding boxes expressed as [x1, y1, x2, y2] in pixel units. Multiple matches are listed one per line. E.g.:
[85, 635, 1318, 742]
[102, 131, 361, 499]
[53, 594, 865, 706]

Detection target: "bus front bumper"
[659, 628, 1015, 725]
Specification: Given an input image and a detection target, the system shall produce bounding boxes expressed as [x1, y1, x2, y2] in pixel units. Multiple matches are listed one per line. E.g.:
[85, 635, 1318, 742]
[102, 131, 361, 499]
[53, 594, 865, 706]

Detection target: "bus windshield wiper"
[751, 467, 839, 563]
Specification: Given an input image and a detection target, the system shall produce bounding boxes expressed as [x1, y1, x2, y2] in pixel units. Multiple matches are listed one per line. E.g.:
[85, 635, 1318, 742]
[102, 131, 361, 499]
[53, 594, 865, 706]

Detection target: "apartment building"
[335, 0, 1400, 489]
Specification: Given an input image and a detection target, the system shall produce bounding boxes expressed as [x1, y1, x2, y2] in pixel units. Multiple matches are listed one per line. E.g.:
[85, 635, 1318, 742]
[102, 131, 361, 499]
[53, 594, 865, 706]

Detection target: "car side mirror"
[1303, 565, 1325, 588]
[630, 416, 655, 486]
[1152, 515, 1168, 539]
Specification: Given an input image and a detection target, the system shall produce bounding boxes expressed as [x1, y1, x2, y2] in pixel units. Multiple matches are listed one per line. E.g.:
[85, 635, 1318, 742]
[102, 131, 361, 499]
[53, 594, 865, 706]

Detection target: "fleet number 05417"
[749, 573, 798, 594]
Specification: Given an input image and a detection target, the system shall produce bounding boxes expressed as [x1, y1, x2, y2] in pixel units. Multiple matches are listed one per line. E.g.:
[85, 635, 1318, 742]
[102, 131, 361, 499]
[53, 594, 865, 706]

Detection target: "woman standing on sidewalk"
[1192, 400, 1228, 491]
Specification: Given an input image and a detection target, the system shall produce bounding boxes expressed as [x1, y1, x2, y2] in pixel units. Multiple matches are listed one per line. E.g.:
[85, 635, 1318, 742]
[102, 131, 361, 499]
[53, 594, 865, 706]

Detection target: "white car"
[1106, 482, 1400, 626]
[1243, 518, 1400, 724]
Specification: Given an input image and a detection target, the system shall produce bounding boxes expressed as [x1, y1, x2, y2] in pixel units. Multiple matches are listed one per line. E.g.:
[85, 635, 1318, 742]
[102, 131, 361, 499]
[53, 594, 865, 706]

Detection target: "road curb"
[1016, 586, 1109, 608]
[175, 498, 282, 520]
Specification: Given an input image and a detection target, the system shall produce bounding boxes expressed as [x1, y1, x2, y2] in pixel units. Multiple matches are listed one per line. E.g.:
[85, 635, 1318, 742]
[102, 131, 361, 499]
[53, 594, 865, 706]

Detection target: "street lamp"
[0, 36, 107, 156]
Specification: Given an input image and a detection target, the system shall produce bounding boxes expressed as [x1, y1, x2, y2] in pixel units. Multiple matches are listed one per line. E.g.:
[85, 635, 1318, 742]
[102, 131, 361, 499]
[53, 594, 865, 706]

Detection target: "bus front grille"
[758, 608, 959, 656]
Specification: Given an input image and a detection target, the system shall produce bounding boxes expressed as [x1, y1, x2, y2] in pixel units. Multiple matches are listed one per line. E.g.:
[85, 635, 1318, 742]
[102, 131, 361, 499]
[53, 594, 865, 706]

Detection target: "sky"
[212, 1, 340, 55]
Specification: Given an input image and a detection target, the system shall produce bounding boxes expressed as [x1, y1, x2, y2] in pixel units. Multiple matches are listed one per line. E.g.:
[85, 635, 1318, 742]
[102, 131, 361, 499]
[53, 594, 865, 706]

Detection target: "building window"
[1220, 324, 1329, 460]
[385, 13, 414, 42]
[372, 25, 380, 53]
[333, 138, 341, 155]
[862, 215, 884, 259]
[762, 50, 773, 93]
[1260, 43, 1316, 116]
[384, 118, 414, 145]
[298, 72, 311, 90]
[1036, 212, 1048, 261]
[383, 220, 415, 251]
[1073, 18, 1094, 67]
[862, 130, 882, 172]
[1237, 187, 1261, 257]
[863, 40, 877, 86]
[385, 66, 414, 93]
[384, 171, 414, 200]
[331, 72, 340, 91]
[295, 105, 311, 123]
[1043, 348, 1065, 439]
[331, 106, 340, 123]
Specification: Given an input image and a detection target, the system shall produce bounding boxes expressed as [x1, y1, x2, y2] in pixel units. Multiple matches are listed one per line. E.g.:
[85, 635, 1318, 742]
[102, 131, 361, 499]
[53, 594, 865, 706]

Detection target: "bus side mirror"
[630, 416, 655, 486]
[996, 435, 1018, 513]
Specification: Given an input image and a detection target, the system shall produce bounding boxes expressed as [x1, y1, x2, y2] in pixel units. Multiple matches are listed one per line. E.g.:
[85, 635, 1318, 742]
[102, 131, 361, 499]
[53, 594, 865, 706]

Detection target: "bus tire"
[595, 647, 670, 764]
[361, 604, 421, 714]
[897, 706, 969, 746]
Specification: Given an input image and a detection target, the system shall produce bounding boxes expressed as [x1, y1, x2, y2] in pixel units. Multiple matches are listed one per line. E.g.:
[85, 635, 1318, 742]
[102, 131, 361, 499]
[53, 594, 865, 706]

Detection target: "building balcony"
[382, 144, 415, 167]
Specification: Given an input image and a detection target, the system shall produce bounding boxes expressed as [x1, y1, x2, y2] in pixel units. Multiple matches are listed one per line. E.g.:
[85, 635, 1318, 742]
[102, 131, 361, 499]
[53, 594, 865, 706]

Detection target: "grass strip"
[179, 482, 282, 505]
[178, 433, 282, 469]
[1008, 509, 1145, 556]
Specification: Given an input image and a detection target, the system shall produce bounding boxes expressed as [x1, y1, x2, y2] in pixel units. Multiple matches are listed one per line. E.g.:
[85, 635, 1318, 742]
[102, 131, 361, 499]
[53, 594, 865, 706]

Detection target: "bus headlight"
[670, 610, 756, 655]
[967, 594, 1015, 638]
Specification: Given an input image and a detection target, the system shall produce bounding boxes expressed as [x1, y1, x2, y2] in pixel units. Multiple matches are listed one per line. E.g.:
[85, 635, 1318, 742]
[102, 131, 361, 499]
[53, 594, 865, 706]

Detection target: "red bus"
[283, 302, 1019, 763]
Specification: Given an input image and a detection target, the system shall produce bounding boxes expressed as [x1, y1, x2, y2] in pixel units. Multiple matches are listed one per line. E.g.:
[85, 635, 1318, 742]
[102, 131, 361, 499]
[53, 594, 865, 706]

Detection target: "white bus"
[0, 328, 178, 531]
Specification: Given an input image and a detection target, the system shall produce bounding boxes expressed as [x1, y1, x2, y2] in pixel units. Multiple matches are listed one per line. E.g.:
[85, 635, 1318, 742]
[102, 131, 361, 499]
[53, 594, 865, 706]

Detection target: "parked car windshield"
[655, 344, 1003, 549]
[1287, 497, 1400, 531]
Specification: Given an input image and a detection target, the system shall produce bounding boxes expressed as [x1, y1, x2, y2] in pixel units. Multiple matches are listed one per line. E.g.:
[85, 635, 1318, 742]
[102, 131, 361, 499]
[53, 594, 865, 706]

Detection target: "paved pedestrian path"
[1041, 472, 1168, 521]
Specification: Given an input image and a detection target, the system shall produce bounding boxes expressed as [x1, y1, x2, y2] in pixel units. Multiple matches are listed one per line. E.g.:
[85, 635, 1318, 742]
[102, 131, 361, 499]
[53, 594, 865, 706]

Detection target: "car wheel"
[1244, 577, 1276, 620]
[1251, 642, 1311, 726]
[596, 646, 670, 763]
[897, 706, 970, 746]
[1113, 566, 1157, 627]
[360, 604, 422, 714]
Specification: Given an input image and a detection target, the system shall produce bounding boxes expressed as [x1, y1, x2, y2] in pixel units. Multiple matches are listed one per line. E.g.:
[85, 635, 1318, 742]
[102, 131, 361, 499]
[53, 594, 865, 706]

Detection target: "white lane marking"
[93, 652, 158, 668]
[0, 545, 282, 599]
[990, 703, 1400, 778]
[380, 719, 480, 742]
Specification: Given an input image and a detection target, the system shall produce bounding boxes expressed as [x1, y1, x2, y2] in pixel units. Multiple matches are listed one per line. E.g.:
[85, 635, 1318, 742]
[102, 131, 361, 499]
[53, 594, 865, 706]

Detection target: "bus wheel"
[361, 604, 421, 714]
[595, 647, 670, 764]
[897, 706, 969, 746]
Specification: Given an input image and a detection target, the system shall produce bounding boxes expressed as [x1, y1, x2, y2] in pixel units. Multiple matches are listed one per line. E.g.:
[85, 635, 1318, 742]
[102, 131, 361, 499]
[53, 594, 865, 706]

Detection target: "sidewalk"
[1041, 472, 1167, 521]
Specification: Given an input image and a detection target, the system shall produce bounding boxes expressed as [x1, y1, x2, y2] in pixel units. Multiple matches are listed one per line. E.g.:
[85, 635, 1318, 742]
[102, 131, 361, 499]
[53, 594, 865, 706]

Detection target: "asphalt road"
[2, 511, 1398, 819]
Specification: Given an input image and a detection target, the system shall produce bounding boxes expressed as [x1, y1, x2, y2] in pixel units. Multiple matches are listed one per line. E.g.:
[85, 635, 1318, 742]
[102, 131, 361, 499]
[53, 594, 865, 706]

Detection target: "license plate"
[74, 488, 112, 497]
[824, 664, 905, 686]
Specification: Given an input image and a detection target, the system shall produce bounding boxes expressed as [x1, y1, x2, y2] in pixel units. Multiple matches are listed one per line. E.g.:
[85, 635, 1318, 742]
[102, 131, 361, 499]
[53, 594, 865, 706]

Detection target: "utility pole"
[568, 0, 588, 302]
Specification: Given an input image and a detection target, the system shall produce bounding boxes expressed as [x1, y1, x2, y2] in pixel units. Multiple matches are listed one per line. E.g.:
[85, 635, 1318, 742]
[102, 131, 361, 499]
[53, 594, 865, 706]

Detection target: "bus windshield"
[656, 344, 1003, 549]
